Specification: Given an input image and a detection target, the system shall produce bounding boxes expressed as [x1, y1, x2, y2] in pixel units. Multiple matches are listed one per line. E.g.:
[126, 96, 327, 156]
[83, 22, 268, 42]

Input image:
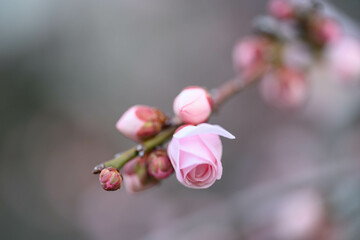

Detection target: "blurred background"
[1, 0, 360, 239]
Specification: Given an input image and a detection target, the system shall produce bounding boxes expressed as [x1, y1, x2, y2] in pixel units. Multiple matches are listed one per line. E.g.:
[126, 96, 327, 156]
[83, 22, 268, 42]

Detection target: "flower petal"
[173, 123, 235, 139]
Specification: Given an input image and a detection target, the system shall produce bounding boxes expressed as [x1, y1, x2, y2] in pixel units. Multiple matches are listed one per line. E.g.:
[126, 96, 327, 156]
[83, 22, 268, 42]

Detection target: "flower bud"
[148, 149, 174, 179]
[116, 105, 168, 142]
[123, 156, 158, 193]
[260, 67, 307, 109]
[173, 86, 212, 125]
[99, 167, 123, 191]
[168, 123, 235, 189]
[268, 0, 294, 20]
[326, 37, 360, 83]
[311, 17, 342, 45]
[233, 36, 270, 75]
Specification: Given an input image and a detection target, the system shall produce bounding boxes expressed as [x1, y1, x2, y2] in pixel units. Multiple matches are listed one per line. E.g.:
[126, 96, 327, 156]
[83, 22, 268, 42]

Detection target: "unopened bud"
[116, 105, 168, 142]
[148, 149, 174, 179]
[123, 156, 158, 193]
[99, 167, 123, 191]
[173, 87, 213, 125]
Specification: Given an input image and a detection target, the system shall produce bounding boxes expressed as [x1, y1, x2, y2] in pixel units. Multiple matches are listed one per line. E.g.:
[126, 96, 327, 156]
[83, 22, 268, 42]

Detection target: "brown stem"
[211, 66, 266, 111]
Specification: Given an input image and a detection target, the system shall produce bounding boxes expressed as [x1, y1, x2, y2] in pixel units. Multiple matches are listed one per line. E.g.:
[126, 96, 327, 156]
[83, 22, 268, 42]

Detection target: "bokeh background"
[1, 0, 360, 239]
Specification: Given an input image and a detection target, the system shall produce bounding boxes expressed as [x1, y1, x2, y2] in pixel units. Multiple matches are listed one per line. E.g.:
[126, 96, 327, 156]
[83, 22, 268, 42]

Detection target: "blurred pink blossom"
[260, 67, 307, 109]
[274, 189, 326, 240]
[312, 17, 342, 45]
[327, 37, 360, 83]
[268, 0, 294, 20]
[233, 36, 270, 74]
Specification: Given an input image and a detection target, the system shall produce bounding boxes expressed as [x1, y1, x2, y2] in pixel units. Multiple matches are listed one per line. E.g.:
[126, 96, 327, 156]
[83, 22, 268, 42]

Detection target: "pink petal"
[198, 133, 223, 179]
[178, 135, 216, 164]
[167, 138, 181, 177]
[178, 151, 211, 169]
[173, 123, 235, 139]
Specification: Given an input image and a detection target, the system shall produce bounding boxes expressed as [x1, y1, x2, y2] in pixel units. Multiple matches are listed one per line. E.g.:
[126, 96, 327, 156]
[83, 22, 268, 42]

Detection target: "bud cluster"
[98, 82, 217, 192]
[233, 0, 360, 109]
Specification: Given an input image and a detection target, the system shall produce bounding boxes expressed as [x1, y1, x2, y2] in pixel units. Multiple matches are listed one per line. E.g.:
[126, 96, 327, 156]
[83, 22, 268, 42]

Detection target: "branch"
[92, 126, 178, 174]
[92, 68, 266, 174]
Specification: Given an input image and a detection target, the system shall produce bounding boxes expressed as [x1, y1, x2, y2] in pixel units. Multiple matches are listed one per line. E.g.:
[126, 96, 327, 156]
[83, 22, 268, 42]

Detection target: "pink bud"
[116, 105, 167, 142]
[233, 36, 270, 74]
[123, 156, 158, 193]
[167, 123, 235, 189]
[173, 87, 213, 125]
[260, 67, 307, 109]
[327, 37, 360, 83]
[311, 17, 342, 45]
[148, 149, 174, 179]
[99, 167, 123, 191]
[268, 0, 294, 20]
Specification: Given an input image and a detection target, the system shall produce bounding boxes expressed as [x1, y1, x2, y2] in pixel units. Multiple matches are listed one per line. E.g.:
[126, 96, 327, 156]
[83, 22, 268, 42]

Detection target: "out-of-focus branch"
[211, 66, 266, 111]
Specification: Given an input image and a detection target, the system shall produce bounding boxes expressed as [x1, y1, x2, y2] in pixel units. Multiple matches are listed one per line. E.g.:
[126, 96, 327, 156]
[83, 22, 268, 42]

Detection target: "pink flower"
[99, 167, 123, 191]
[173, 87, 213, 125]
[327, 37, 360, 83]
[260, 67, 307, 109]
[311, 17, 342, 45]
[167, 123, 235, 189]
[123, 156, 158, 193]
[116, 105, 167, 142]
[268, 0, 294, 20]
[233, 36, 270, 74]
[275, 189, 325, 239]
[148, 149, 174, 180]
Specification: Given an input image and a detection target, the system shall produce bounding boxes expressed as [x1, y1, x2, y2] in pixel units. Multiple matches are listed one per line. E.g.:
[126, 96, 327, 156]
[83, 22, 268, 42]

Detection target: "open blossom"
[123, 156, 158, 193]
[260, 67, 307, 109]
[116, 105, 167, 142]
[167, 123, 235, 189]
[233, 36, 270, 75]
[148, 149, 174, 180]
[99, 167, 123, 191]
[173, 87, 213, 125]
[326, 37, 360, 83]
[268, 0, 294, 20]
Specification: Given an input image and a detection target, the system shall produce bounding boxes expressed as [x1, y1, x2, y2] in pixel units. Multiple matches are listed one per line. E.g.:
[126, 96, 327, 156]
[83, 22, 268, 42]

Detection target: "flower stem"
[211, 66, 266, 110]
[92, 126, 178, 173]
